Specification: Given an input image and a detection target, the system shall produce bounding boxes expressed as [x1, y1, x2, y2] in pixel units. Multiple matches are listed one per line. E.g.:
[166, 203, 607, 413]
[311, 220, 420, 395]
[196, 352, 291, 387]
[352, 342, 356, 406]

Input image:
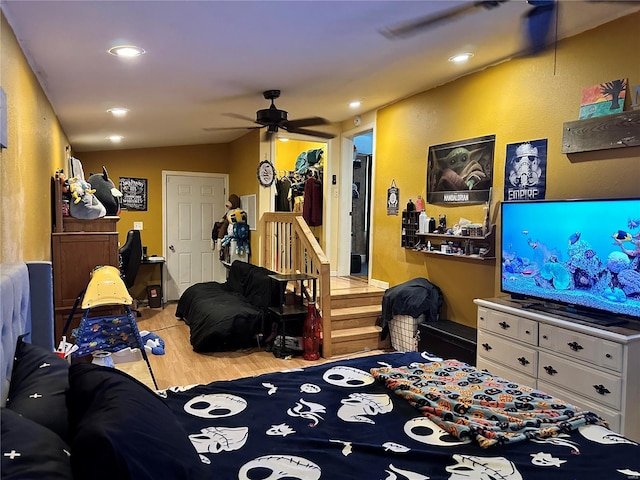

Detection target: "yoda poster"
[426, 134, 495, 204]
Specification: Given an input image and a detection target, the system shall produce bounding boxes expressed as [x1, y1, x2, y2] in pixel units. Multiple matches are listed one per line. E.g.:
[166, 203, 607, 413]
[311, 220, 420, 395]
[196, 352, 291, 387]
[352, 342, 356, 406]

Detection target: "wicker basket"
[389, 314, 425, 352]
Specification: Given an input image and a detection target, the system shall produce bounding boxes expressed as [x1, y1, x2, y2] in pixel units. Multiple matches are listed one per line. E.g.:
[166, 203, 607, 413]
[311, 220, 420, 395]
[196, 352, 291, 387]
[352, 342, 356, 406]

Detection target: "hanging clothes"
[302, 176, 322, 226]
[275, 176, 292, 212]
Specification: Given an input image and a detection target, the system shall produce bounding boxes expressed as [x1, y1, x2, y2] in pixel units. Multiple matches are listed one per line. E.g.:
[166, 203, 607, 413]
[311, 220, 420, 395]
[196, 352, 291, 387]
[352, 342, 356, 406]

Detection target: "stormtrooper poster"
[504, 138, 547, 201]
[426, 134, 495, 204]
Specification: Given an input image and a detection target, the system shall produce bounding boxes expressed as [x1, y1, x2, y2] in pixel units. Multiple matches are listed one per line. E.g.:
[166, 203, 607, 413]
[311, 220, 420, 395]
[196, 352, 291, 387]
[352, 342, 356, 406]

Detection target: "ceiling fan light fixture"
[449, 52, 473, 63]
[108, 45, 145, 57]
[107, 107, 129, 117]
[107, 135, 123, 143]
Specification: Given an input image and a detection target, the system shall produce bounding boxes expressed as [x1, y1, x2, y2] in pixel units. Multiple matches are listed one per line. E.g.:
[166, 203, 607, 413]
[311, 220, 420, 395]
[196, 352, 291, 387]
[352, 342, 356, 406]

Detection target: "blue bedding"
[160, 351, 640, 479]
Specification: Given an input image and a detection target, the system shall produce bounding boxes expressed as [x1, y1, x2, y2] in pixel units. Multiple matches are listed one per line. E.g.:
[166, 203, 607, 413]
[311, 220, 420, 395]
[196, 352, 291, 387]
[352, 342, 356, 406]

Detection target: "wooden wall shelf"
[401, 210, 495, 261]
[561, 109, 640, 154]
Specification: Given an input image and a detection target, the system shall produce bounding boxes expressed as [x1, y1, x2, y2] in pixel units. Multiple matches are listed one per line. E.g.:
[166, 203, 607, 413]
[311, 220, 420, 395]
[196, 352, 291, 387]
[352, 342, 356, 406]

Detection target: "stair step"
[330, 326, 391, 356]
[330, 292, 384, 309]
[331, 304, 381, 330]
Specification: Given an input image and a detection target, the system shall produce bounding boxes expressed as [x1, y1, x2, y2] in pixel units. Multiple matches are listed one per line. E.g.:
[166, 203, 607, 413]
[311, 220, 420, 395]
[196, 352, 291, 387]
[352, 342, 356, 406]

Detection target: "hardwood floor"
[129, 287, 388, 390]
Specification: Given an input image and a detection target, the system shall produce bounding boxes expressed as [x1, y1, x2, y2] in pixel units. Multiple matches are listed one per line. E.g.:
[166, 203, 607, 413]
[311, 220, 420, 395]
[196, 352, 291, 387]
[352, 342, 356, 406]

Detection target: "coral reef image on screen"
[501, 199, 640, 319]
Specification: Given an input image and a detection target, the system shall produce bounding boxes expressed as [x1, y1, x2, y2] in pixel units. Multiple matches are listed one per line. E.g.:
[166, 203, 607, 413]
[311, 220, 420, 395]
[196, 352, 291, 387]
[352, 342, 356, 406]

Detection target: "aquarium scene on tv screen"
[501, 198, 640, 320]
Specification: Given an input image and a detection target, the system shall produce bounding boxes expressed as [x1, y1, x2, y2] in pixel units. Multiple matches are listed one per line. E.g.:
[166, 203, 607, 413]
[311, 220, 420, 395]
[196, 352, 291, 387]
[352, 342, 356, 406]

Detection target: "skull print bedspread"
[159, 351, 640, 480]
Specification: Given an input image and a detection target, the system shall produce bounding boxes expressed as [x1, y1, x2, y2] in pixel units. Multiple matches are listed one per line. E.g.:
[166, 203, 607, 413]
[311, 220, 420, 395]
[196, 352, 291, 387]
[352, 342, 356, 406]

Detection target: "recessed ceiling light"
[108, 135, 123, 143]
[108, 45, 145, 57]
[349, 101, 361, 109]
[449, 53, 473, 63]
[107, 108, 129, 117]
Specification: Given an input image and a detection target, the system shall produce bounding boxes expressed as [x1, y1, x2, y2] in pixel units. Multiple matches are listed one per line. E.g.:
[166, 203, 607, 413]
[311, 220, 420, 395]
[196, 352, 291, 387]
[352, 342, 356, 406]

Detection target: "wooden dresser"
[474, 297, 640, 442]
[51, 177, 120, 339]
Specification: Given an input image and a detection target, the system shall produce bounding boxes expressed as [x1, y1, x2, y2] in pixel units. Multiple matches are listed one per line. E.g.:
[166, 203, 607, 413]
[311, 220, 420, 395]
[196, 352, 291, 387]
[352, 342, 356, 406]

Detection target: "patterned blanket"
[370, 359, 604, 448]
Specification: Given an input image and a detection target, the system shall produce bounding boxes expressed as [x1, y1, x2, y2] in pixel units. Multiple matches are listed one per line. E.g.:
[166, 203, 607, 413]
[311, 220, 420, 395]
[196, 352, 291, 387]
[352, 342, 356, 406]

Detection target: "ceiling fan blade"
[221, 112, 258, 123]
[523, 0, 557, 54]
[285, 116, 330, 129]
[286, 127, 335, 139]
[380, 0, 509, 39]
[202, 126, 262, 132]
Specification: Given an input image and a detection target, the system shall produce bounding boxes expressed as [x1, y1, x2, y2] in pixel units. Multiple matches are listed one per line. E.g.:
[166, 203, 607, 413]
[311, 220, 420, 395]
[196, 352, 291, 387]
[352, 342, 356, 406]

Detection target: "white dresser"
[474, 297, 640, 442]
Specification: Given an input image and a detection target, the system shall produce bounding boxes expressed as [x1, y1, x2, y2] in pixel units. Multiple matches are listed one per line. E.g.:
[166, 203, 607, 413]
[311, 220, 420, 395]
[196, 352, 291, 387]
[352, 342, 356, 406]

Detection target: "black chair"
[119, 229, 142, 316]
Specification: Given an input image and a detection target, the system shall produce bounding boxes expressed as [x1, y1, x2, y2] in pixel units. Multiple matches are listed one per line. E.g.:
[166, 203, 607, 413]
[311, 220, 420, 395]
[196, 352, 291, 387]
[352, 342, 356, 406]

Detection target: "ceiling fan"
[204, 90, 335, 140]
[380, 0, 558, 55]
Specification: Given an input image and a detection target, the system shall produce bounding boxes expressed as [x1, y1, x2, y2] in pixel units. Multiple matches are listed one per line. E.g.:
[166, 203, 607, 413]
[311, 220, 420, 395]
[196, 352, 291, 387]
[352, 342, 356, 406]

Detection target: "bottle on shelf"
[418, 210, 428, 233]
[416, 195, 424, 212]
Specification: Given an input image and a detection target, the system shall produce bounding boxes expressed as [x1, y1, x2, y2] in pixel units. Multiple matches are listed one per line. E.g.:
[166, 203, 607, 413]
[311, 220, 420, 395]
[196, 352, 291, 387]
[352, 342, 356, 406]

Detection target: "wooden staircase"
[328, 277, 390, 357]
[260, 212, 390, 358]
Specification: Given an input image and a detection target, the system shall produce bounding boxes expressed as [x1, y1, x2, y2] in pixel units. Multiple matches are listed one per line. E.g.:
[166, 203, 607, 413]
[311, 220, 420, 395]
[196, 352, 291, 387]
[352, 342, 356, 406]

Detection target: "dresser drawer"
[537, 380, 621, 434]
[477, 357, 537, 389]
[477, 307, 537, 345]
[537, 352, 621, 410]
[539, 324, 623, 372]
[477, 330, 537, 377]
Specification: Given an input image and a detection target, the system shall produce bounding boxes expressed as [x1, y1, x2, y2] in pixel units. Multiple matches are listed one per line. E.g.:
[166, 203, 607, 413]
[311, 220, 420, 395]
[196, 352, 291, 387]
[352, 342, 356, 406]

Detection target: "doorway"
[163, 172, 228, 301]
[350, 132, 373, 277]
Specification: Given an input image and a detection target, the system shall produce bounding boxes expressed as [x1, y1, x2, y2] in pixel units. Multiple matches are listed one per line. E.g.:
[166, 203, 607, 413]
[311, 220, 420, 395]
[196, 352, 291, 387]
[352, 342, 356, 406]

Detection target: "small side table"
[268, 273, 317, 358]
[141, 257, 165, 308]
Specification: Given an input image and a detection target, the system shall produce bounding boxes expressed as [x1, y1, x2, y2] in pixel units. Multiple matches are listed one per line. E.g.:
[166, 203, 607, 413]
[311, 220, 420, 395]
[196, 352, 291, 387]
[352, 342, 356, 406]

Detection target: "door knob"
[169, 245, 175, 252]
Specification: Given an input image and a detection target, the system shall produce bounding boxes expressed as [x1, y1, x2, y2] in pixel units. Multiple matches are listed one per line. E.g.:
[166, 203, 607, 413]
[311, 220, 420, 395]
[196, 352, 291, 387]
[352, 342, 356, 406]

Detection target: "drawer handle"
[567, 341, 583, 352]
[544, 365, 557, 376]
[482, 343, 492, 351]
[525, 330, 531, 335]
[517, 357, 530, 366]
[498, 321, 510, 330]
[605, 353, 612, 359]
[593, 384, 611, 396]
[542, 335, 548, 340]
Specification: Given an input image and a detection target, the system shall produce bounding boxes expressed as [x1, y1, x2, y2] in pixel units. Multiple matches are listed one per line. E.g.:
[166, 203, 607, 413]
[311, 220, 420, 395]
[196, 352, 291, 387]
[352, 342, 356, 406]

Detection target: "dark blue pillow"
[1, 407, 72, 479]
[6, 336, 69, 441]
[67, 363, 207, 480]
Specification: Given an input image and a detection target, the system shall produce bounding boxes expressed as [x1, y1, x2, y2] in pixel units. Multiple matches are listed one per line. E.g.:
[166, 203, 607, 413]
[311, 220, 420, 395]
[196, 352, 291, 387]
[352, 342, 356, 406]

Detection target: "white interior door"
[164, 172, 227, 301]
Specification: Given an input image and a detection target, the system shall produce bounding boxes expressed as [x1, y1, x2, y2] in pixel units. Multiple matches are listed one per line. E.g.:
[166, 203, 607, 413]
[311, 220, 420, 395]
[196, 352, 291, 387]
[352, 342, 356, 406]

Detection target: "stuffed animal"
[68, 176, 106, 220]
[88, 166, 122, 216]
[68, 176, 96, 204]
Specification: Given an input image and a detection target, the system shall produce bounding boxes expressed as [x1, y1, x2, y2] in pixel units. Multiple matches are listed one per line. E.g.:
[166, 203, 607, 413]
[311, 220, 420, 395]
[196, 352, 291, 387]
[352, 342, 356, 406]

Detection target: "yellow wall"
[0, 13, 69, 263]
[80, 143, 232, 254]
[4, 9, 639, 330]
[228, 129, 261, 258]
[373, 14, 640, 327]
[275, 139, 326, 171]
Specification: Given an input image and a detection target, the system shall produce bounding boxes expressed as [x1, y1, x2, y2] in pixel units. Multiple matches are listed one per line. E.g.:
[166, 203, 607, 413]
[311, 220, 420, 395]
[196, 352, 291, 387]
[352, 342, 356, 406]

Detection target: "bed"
[2, 263, 640, 479]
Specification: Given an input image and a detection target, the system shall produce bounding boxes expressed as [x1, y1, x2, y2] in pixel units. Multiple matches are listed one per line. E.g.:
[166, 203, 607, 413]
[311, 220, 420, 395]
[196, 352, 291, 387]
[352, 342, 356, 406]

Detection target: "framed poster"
[504, 139, 548, 201]
[427, 134, 495, 204]
[119, 177, 148, 211]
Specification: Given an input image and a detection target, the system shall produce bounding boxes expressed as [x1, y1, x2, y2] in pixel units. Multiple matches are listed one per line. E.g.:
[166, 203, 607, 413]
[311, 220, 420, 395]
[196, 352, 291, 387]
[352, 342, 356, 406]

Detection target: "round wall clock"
[257, 160, 276, 187]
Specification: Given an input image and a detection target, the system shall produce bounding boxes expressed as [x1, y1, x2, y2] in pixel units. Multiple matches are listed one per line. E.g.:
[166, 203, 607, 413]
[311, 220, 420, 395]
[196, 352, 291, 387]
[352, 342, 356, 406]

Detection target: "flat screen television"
[500, 198, 640, 323]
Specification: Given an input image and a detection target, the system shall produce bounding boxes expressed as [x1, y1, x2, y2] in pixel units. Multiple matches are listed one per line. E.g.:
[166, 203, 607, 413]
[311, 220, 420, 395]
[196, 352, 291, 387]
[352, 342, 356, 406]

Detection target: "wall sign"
[387, 179, 399, 215]
[119, 177, 148, 211]
[504, 138, 548, 202]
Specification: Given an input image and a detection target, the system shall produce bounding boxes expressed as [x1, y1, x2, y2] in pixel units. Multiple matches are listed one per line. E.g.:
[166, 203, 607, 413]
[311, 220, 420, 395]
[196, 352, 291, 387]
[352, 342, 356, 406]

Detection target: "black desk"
[141, 257, 165, 308]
